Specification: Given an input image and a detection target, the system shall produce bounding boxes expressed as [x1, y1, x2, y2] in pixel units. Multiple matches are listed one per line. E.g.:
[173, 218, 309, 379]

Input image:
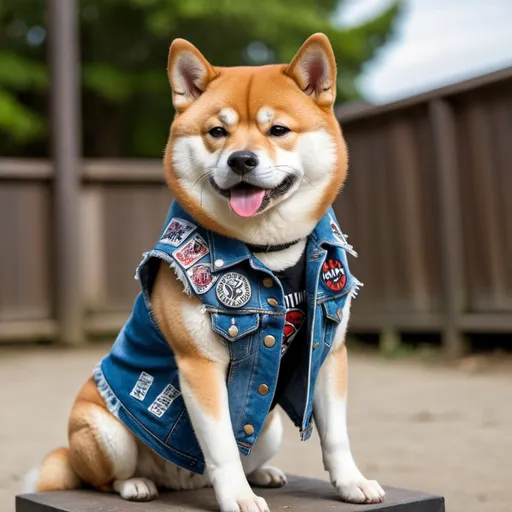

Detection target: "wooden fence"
[1, 67, 512, 355]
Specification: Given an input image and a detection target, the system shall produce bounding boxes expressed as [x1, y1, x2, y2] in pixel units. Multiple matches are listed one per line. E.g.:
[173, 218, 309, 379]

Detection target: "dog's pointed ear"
[286, 33, 337, 107]
[168, 39, 218, 111]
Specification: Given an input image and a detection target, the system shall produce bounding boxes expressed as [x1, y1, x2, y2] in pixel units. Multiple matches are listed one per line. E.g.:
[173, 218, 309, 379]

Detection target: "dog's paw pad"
[247, 466, 287, 488]
[113, 477, 158, 502]
[335, 477, 385, 504]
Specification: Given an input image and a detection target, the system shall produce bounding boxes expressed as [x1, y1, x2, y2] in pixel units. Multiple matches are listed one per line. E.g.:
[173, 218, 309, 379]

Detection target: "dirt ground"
[1, 344, 511, 512]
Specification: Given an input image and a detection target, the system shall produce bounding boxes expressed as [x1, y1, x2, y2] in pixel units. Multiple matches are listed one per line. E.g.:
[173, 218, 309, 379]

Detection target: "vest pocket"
[210, 313, 259, 360]
[322, 298, 343, 323]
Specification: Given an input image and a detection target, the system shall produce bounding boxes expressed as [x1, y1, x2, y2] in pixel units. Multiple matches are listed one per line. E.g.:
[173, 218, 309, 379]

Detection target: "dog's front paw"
[218, 491, 269, 512]
[247, 465, 287, 488]
[332, 472, 385, 504]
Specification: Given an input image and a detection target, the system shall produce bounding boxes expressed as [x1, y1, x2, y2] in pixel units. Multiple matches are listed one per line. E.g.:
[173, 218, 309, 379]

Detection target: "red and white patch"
[173, 234, 209, 268]
[321, 259, 346, 292]
[282, 308, 305, 355]
[160, 217, 196, 247]
[187, 263, 217, 294]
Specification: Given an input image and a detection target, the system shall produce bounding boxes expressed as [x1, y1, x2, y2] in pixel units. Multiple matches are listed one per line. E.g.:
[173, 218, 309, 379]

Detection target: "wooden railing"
[1, 67, 512, 355]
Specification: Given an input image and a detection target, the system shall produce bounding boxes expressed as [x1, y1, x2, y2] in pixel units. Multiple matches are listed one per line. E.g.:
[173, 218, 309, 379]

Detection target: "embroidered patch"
[321, 259, 347, 292]
[129, 371, 154, 401]
[159, 217, 196, 247]
[187, 263, 217, 294]
[216, 272, 252, 308]
[148, 383, 181, 418]
[172, 234, 209, 268]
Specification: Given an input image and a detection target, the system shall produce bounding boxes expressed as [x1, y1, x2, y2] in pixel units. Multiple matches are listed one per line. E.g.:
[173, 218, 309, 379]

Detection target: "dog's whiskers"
[191, 163, 314, 209]
[190, 170, 215, 192]
[273, 165, 315, 189]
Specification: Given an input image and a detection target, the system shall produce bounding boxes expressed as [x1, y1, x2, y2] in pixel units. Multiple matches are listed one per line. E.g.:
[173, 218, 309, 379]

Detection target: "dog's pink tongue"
[229, 188, 266, 217]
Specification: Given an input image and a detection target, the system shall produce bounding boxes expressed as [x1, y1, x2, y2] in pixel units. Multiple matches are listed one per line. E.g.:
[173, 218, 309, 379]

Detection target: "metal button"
[214, 259, 224, 268]
[267, 298, 278, 307]
[313, 342, 320, 350]
[262, 277, 273, 288]
[228, 325, 239, 337]
[337, 308, 343, 320]
[258, 384, 269, 396]
[264, 335, 276, 348]
[244, 424, 255, 435]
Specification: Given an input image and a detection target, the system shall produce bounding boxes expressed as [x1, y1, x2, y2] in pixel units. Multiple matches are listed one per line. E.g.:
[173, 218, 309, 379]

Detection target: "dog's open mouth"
[209, 177, 295, 218]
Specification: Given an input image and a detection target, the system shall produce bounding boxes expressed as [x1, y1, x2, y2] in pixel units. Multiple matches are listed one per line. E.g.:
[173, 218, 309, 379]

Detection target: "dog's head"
[164, 33, 348, 245]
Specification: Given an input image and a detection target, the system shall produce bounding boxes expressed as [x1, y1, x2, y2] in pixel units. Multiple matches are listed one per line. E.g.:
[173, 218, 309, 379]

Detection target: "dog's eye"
[269, 125, 290, 137]
[209, 127, 228, 138]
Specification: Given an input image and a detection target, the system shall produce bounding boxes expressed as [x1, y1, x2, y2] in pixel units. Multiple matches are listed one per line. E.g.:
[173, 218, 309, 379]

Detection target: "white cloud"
[337, 0, 512, 103]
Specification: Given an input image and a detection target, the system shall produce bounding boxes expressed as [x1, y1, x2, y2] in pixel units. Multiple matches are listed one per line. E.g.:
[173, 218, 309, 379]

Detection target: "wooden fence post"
[429, 99, 466, 357]
[48, 0, 83, 344]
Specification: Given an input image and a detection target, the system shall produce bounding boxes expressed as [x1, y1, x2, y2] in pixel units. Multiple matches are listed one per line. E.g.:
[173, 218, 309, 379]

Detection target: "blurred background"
[1, 1, 511, 512]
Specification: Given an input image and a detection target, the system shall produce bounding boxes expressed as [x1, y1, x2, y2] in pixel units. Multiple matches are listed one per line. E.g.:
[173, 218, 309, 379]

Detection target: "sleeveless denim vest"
[94, 201, 361, 475]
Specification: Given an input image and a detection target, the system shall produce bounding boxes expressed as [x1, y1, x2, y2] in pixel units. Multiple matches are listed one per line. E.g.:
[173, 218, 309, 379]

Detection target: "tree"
[0, 0, 402, 157]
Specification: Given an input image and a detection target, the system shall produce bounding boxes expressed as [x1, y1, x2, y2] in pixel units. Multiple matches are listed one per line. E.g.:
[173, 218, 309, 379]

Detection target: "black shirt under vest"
[270, 247, 308, 408]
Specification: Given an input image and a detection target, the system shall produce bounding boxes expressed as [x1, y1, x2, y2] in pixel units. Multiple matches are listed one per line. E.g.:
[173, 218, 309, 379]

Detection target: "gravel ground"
[1, 344, 511, 512]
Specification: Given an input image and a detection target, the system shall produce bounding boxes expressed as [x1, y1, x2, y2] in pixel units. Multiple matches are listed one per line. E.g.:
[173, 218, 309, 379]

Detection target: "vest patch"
[329, 214, 344, 243]
[97, 202, 361, 475]
[148, 383, 181, 418]
[129, 371, 154, 401]
[187, 263, 217, 294]
[321, 259, 346, 292]
[216, 272, 252, 308]
[160, 217, 196, 247]
[173, 234, 209, 268]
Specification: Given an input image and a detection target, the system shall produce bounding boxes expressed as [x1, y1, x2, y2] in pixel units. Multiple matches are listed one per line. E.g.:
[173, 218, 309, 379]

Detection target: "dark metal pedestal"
[16, 475, 445, 512]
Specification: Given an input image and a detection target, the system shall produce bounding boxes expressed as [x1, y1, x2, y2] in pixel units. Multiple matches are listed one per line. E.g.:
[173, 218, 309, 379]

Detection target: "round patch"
[187, 263, 217, 294]
[216, 272, 252, 308]
[321, 259, 346, 292]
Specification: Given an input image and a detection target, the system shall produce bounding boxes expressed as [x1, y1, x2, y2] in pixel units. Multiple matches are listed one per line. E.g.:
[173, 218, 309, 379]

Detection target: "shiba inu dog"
[26, 34, 384, 511]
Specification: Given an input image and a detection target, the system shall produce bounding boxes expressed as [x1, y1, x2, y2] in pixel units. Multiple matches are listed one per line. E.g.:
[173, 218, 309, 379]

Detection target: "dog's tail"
[24, 447, 82, 493]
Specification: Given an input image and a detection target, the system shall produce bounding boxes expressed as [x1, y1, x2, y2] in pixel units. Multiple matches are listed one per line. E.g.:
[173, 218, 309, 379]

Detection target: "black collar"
[245, 239, 302, 253]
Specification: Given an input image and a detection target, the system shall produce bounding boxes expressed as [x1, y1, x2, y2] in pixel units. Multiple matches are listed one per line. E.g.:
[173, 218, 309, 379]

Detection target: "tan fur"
[36, 379, 118, 492]
[168, 38, 219, 112]
[262, 408, 277, 431]
[152, 262, 223, 419]
[35, 447, 81, 492]
[29, 34, 381, 509]
[67, 379, 117, 488]
[334, 344, 348, 398]
[164, 34, 348, 237]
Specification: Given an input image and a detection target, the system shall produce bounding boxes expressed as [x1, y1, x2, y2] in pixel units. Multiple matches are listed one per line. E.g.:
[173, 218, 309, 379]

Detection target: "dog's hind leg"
[68, 378, 158, 502]
[243, 409, 287, 488]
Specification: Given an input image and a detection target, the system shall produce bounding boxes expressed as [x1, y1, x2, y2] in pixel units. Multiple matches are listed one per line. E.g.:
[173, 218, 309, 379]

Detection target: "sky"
[337, 0, 512, 104]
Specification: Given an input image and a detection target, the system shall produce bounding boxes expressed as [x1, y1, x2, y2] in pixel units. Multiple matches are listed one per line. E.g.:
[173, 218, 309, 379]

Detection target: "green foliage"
[0, 88, 45, 141]
[0, 0, 402, 157]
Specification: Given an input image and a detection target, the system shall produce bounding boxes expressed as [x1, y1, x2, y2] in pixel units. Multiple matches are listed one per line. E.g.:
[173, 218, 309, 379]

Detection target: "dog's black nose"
[227, 151, 259, 174]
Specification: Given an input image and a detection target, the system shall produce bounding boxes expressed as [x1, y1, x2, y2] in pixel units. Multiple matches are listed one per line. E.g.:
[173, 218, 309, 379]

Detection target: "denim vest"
[94, 201, 361, 475]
